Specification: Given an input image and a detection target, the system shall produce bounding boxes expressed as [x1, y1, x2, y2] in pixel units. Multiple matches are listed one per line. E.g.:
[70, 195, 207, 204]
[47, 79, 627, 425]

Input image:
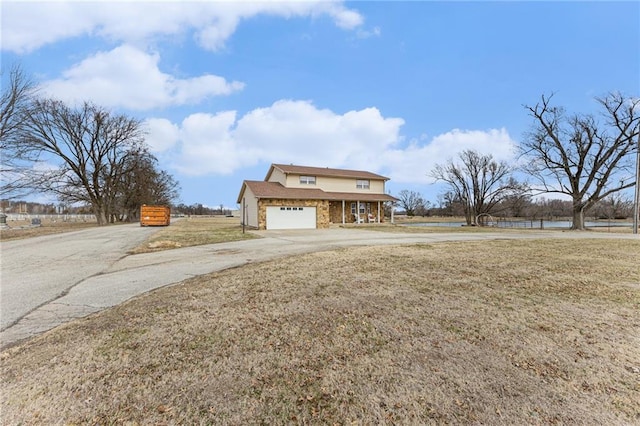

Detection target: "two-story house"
[237, 163, 399, 230]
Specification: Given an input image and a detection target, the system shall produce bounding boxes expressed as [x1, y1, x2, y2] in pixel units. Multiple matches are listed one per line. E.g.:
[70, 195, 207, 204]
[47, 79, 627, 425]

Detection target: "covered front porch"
[328, 199, 395, 225]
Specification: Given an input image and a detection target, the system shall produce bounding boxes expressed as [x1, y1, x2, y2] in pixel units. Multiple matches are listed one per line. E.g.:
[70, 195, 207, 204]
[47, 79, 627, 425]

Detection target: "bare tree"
[114, 148, 180, 222]
[414, 199, 432, 217]
[436, 191, 465, 217]
[396, 189, 425, 216]
[522, 93, 639, 230]
[16, 99, 145, 225]
[430, 150, 527, 225]
[592, 193, 633, 220]
[531, 197, 573, 220]
[0, 65, 37, 148]
[0, 64, 38, 197]
[499, 193, 532, 218]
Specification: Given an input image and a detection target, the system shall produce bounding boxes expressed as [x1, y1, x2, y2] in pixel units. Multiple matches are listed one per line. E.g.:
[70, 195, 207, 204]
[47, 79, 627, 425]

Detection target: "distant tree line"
[395, 189, 635, 222]
[1, 64, 179, 225]
[1, 200, 236, 218]
[172, 203, 233, 216]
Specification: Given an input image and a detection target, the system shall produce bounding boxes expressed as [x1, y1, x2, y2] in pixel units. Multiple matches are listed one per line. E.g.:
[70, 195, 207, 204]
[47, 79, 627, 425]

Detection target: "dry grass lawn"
[130, 216, 258, 254]
[345, 222, 506, 234]
[1, 239, 639, 424]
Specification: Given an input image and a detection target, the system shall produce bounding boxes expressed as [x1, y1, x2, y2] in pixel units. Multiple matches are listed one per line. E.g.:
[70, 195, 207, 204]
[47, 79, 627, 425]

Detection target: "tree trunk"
[123, 208, 138, 222]
[571, 204, 585, 230]
[94, 205, 108, 225]
[464, 206, 473, 226]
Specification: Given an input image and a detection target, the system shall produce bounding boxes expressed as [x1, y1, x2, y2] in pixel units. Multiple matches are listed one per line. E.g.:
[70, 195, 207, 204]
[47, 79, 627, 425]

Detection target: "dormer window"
[356, 179, 370, 189]
[300, 175, 316, 185]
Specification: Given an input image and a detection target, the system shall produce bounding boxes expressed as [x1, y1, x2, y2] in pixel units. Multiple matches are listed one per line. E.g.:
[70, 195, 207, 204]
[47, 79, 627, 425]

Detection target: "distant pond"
[403, 220, 633, 229]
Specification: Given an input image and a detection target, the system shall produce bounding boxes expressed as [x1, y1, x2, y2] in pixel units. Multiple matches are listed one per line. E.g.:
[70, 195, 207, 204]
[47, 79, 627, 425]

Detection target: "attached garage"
[266, 206, 317, 230]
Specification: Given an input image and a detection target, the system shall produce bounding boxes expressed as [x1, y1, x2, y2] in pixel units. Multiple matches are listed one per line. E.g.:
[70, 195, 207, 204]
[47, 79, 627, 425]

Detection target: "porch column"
[357, 201, 360, 224]
[342, 200, 345, 224]
[391, 203, 395, 224]
[377, 201, 380, 223]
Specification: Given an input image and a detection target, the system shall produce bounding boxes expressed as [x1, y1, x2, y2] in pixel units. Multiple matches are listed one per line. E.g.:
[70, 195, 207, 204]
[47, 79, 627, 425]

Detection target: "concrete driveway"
[1, 225, 636, 349]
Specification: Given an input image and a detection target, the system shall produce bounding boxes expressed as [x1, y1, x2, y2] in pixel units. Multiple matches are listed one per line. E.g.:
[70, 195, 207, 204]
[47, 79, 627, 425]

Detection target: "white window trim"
[300, 175, 316, 185]
[356, 179, 370, 189]
[351, 202, 368, 215]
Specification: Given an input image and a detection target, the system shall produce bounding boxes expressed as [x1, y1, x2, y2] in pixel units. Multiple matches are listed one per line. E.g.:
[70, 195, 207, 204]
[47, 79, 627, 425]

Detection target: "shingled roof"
[267, 164, 390, 181]
[238, 181, 327, 203]
[237, 180, 398, 204]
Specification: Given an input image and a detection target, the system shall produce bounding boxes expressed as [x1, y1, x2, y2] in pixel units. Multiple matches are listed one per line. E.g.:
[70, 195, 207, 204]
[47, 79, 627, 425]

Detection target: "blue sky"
[2, 1, 639, 208]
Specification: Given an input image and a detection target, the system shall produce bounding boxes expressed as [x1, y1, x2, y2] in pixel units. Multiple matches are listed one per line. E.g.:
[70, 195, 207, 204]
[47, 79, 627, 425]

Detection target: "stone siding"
[329, 202, 350, 224]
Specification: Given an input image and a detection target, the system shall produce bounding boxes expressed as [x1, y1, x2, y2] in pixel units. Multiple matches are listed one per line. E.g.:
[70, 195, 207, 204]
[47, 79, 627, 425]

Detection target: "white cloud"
[1, 3, 97, 54]
[145, 118, 181, 152]
[144, 100, 518, 185]
[42, 45, 244, 110]
[178, 111, 243, 175]
[2, 1, 364, 53]
[327, 7, 364, 29]
[356, 26, 381, 39]
[145, 100, 403, 175]
[383, 128, 517, 185]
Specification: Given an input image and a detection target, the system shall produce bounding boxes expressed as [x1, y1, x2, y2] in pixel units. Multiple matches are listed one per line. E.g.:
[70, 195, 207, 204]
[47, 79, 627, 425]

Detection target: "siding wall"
[268, 169, 287, 185]
[240, 187, 259, 228]
[282, 174, 386, 193]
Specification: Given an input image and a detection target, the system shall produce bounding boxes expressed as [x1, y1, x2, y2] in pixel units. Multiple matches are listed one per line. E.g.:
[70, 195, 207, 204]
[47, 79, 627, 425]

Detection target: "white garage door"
[266, 206, 317, 230]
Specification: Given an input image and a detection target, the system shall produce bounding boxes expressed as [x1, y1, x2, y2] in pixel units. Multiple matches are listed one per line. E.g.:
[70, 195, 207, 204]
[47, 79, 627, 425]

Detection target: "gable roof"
[237, 181, 327, 203]
[266, 164, 390, 181]
[237, 180, 398, 204]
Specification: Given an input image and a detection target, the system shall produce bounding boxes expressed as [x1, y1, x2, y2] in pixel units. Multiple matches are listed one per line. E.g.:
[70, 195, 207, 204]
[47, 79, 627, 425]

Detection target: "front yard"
[1, 238, 638, 424]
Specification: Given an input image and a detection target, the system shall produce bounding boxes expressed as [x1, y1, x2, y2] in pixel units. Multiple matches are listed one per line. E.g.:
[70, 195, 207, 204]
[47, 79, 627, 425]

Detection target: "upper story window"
[356, 179, 370, 189]
[299, 175, 316, 185]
